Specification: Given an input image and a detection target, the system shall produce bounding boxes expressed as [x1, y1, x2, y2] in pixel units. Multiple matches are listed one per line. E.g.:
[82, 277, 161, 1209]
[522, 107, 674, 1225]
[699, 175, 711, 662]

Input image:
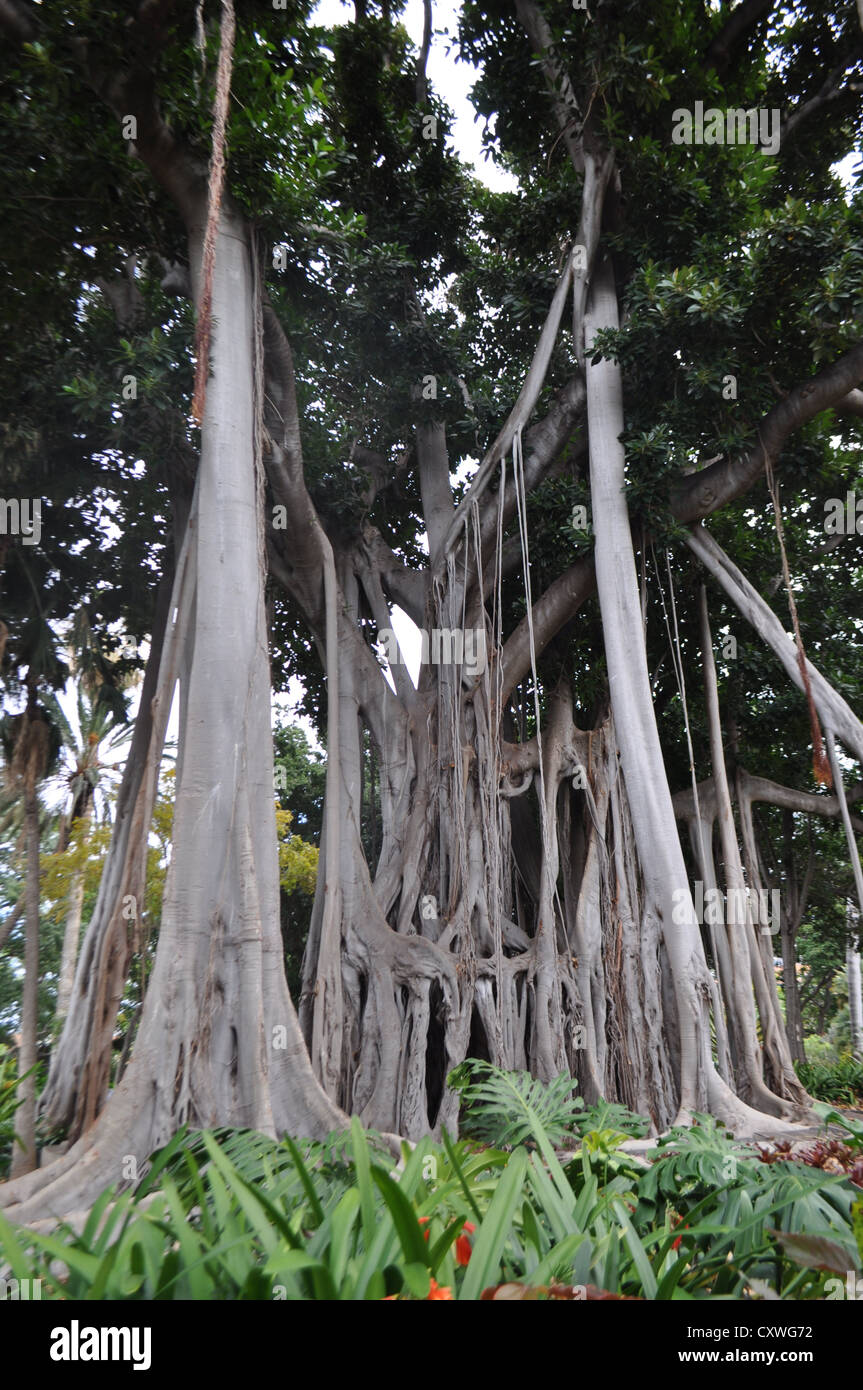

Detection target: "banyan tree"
[2, 0, 863, 1220]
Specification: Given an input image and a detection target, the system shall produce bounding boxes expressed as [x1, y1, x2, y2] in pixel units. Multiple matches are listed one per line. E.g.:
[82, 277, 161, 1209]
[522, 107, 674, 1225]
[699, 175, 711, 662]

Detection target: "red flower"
[426, 1278, 453, 1300]
[455, 1221, 476, 1266]
[671, 1222, 688, 1252]
[419, 1216, 431, 1242]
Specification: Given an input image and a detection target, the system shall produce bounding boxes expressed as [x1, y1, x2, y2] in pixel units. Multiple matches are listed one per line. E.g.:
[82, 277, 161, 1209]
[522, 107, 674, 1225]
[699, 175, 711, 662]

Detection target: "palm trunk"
[54, 807, 91, 1027]
[10, 779, 40, 1178]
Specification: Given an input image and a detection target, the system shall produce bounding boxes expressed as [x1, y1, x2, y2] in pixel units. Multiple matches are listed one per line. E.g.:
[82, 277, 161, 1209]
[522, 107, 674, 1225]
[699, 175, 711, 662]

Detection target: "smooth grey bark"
[698, 587, 803, 1114]
[825, 730, 863, 1061]
[687, 526, 863, 765]
[1, 205, 345, 1223]
[825, 728, 863, 921]
[847, 924, 863, 1059]
[585, 258, 787, 1133]
[686, 814, 734, 1086]
[777, 807, 811, 1065]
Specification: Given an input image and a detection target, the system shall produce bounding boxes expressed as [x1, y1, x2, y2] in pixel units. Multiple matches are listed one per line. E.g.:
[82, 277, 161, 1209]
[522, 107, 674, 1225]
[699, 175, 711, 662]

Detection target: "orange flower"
[426, 1278, 454, 1300]
[418, 1216, 431, 1242]
[455, 1221, 476, 1266]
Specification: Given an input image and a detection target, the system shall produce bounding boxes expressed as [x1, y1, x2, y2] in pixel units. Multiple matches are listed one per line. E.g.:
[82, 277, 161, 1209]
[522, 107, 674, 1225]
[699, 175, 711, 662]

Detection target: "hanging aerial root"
[765, 457, 831, 787]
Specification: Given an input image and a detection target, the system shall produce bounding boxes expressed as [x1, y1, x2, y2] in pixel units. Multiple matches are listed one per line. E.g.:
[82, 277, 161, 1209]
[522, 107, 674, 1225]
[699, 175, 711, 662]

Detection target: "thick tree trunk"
[585, 258, 788, 1133]
[0, 204, 344, 1223]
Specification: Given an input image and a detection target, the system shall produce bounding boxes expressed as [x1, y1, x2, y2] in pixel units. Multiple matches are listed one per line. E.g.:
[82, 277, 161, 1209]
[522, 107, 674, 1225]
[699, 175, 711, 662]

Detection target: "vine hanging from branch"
[765, 454, 832, 787]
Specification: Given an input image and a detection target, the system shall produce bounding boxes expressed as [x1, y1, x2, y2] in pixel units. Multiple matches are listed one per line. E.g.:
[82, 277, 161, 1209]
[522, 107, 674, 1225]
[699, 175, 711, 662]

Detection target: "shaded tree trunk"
[779, 808, 808, 1065]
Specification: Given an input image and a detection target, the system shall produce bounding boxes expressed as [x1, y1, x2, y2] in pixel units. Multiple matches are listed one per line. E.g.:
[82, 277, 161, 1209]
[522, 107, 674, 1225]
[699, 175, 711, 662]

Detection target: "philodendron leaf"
[769, 1230, 852, 1274]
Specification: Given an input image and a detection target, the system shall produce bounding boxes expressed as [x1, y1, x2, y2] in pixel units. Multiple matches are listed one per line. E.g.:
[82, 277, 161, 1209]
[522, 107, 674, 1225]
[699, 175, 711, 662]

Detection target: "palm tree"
[43, 635, 133, 1027]
[1, 675, 59, 1176]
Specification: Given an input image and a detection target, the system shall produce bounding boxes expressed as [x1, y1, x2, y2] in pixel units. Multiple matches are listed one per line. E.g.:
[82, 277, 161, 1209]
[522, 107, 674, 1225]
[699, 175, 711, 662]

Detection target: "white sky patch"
[312, 0, 517, 192]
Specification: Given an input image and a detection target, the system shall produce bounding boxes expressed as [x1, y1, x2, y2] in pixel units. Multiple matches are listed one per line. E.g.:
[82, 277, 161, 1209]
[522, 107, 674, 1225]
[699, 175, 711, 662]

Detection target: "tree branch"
[359, 523, 427, 628]
[672, 769, 863, 830]
[0, 0, 35, 41]
[672, 339, 863, 522]
[415, 0, 432, 104]
[499, 554, 595, 703]
[781, 58, 863, 148]
[515, 0, 584, 173]
[686, 524, 863, 767]
[706, 0, 776, 75]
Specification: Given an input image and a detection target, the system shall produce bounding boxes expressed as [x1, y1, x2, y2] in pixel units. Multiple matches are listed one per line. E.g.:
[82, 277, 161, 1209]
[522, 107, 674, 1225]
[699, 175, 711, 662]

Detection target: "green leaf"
[370, 1166, 432, 1267]
[350, 1117, 379, 1248]
[460, 1148, 529, 1301]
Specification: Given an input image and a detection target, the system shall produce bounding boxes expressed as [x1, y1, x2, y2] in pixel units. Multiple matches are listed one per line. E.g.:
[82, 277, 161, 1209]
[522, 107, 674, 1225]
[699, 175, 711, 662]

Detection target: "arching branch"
[686, 525, 863, 766]
[705, 0, 776, 75]
[672, 340, 863, 522]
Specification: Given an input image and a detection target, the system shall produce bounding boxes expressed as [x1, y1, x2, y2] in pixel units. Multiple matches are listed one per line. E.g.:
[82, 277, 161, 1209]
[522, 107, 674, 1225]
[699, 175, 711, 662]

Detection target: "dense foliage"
[0, 1063, 860, 1300]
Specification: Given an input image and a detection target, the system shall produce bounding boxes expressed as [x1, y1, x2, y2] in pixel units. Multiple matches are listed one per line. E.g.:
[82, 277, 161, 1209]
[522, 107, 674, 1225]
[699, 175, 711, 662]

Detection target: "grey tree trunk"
[781, 916, 806, 1065]
[584, 258, 789, 1133]
[779, 808, 807, 1065]
[847, 923, 863, 1059]
[0, 204, 345, 1222]
[697, 587, 803, 1114]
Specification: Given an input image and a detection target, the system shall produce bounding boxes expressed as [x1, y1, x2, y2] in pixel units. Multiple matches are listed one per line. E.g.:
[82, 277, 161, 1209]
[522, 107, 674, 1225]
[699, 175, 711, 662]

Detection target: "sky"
[312, 0, 517, 192]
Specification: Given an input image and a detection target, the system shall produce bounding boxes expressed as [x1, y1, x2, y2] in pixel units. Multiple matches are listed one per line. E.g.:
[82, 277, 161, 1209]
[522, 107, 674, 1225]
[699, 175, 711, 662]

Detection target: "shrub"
[796, 1055, 863, 1105]
[0, 1067, 861, 1300]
